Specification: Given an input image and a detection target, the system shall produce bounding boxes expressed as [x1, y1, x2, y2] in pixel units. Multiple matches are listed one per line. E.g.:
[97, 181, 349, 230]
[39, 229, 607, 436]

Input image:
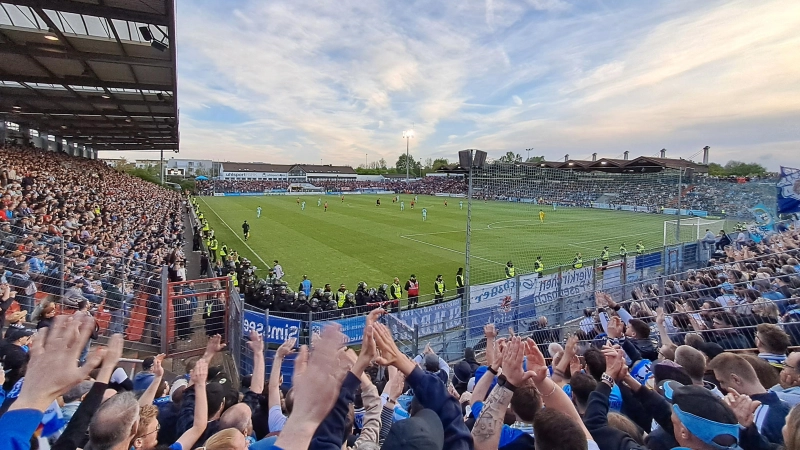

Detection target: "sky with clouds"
[130, 0, 800, 170]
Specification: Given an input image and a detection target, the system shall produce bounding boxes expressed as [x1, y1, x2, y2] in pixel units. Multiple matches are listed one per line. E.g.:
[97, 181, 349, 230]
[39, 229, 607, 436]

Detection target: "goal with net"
[663, 217, 726, 246]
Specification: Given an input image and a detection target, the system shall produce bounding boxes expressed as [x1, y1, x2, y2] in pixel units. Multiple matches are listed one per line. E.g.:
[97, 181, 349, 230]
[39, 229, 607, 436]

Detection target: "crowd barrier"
[225, 238, 800, 380]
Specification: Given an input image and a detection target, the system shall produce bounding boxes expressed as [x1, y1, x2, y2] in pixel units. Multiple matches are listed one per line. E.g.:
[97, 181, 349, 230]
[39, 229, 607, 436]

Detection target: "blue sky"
[162, 0, 800, 170]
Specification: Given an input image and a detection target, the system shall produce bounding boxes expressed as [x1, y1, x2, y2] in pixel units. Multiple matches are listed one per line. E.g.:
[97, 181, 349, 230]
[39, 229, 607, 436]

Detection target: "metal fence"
[226, 235, 800, 377]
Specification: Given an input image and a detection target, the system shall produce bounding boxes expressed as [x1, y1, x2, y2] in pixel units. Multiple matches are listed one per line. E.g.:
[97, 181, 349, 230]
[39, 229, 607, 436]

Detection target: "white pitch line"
[569, 230, 661, 245]
[485, 216, 615, 230]
[401, 229, 466, 238]
[199, 197, 271, 269]
[399, 235, 506, 266]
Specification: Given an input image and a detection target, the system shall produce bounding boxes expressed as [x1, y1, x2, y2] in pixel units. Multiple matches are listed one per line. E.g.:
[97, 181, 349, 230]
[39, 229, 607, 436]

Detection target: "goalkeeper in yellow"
[539, 209, 545, 223]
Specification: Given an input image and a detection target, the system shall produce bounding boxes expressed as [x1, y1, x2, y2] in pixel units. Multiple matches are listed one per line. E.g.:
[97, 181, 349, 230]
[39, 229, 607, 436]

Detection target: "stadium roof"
[219, 162, 357, 174]
[0, 0, 179, 152]
[296, 164, 357, 174]
[436, 154, 708, 174]
[221, 162, 295, 173]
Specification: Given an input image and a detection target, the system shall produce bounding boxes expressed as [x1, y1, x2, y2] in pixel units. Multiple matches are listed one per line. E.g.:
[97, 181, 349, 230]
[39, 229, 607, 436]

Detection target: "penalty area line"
[198, 197, 271, 269]
[399, 235, 506, 266]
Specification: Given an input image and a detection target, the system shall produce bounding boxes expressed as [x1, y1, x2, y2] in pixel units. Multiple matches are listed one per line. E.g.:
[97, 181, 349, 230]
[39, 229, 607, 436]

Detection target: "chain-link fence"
[231, 236, 798, 373]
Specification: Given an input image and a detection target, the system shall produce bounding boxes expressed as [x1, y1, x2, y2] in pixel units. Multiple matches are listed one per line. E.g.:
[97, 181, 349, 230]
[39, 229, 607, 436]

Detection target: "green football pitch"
[197, 195, 677, 295]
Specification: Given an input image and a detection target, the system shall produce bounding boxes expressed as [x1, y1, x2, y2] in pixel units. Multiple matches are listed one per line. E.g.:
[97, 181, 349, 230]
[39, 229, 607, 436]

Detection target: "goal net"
[465, 161, 682, 285]
[663, 217, 727, 246]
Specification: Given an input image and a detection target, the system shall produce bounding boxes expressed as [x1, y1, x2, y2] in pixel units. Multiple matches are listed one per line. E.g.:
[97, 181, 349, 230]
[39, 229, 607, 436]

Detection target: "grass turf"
[197, 194, 686, 297]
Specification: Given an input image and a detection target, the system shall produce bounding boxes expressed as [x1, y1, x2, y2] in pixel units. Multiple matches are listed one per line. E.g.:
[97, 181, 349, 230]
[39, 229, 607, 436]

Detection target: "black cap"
[5, 327, 34, 343]
[142, 356, 155, 370]
[382, 409, 444, 450]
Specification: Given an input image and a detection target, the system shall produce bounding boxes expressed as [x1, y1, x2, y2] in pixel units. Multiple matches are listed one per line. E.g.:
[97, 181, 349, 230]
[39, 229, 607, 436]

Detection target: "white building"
[166, 158, 214, 177]
[219, 163, 357, 183]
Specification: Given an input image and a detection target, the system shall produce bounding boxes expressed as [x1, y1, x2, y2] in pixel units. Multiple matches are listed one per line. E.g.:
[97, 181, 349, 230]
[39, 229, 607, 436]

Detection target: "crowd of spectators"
[197, 169, 775, 218]
[2, 287, 800, 450]
[196, 177, 467, 196]
[0, 144, 186, 338]
[2, 146, 800, 450]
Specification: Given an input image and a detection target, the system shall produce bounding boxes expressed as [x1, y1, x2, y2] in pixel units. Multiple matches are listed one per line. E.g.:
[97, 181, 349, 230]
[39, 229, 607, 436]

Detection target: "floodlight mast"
[403, 129, 414, 182]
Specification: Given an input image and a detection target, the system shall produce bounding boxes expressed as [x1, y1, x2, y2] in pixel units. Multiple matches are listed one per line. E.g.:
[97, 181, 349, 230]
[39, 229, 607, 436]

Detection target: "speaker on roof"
[473, 150, 487, 169]
[458, 150, 472, 169]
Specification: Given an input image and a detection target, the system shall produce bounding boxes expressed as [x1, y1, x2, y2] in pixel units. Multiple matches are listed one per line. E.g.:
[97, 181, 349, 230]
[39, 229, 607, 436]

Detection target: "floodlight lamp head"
[44, 28, 59, 41]
[403, 130, 414, 138]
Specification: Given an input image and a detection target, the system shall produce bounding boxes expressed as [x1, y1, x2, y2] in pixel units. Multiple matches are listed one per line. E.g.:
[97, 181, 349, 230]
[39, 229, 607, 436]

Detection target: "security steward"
[505, 261, 515, 279]
[533, 256, 544, 278]
[455, 268, 465, 297]
[434, 275, 446, 304]
[336, 284, 349, 309]
[572, 253, 583, 269]
[390, 277, 403, 311]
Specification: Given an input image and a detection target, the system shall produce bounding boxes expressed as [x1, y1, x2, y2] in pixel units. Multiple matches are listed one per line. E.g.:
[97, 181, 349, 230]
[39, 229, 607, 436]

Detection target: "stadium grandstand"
[1, 2, 800, 450]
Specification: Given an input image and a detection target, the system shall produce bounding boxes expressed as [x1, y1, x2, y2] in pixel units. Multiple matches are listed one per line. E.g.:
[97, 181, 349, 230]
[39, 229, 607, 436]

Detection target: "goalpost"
[663, 217, 726, 246]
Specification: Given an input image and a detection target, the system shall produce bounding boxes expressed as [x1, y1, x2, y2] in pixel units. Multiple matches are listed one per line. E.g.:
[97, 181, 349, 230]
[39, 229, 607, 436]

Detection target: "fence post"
[159, 265, 169, 355]
[307, 310, 313, 346]
[514, 273, 521, 332]
[412, 324, 420, 356]
[592, 259, 598, 293]
[59, 237, 65, 303]
[557, 265, 565, 328]
[621, 256, 628, 301]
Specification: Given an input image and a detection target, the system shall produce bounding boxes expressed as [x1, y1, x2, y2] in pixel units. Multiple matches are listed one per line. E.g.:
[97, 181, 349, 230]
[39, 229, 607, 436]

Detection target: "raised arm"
[138, 354, 166, 406]
[175, 359, 209, 449]
[274, 326, 349, 450]
[202, 334, 226, 364]
[472, 337, 529, 450]
[484, 323, 498, 367]
[552, 334, 578, 384]
[248, 330, 265, 394]
[524, 337, 593, 442]
[374, 323, 472, 450]
[655, 307, 674, 348]
[269, 337, 296, 409]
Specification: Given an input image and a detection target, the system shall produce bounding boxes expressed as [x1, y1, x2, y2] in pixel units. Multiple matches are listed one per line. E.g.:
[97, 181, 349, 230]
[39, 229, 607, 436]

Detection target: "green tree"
[396, 154, 421, 174]
[499, 151, 522, 163]
[432, 158, 449, 170]
[708, 162, 726, 176]
[708, 160, 768, 177]
[526, 155, 545, 163]
[378, 158, 388, 170]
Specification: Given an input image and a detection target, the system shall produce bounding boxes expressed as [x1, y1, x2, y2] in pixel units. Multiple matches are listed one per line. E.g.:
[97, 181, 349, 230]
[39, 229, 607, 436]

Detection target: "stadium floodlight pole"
[403, 129, 414, 182]
[676, 168, 683, 243]
[460, 149, 487, 325]
[159, 148, 164, 184]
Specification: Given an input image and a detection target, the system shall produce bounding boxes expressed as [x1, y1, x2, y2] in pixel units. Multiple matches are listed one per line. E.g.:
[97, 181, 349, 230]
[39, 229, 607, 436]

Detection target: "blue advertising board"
[311, 315, 367, 345]
[396, 300, 462, 337]
[242, 309, 302, 345]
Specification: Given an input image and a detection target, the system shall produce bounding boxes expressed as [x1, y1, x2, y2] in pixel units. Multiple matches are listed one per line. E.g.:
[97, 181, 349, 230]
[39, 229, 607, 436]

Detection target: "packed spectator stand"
[3, 146, 800, 450]
[198, 170, 775, 218]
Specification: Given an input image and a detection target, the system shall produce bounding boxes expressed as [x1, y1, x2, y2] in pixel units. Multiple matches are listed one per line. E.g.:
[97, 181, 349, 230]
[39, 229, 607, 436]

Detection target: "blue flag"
[777, 166, 800, 214]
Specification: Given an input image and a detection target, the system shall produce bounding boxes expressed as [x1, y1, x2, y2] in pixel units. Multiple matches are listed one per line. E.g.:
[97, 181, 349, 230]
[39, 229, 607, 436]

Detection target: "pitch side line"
[485, 216, 613, 230]
[198, 197, 271, 269]
[399, 235, 506, 266]
[566, 231, 662, 252]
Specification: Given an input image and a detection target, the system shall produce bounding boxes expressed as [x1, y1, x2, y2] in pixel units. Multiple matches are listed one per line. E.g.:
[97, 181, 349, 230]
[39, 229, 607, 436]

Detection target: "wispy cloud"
[106, 0, 800, 170]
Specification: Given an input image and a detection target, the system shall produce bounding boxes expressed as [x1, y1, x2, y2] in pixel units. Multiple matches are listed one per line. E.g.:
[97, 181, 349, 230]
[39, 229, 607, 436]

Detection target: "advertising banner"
[311, 316, 366, 345]
[396, 300, 462, 337]
[242, 310, 302, 345]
